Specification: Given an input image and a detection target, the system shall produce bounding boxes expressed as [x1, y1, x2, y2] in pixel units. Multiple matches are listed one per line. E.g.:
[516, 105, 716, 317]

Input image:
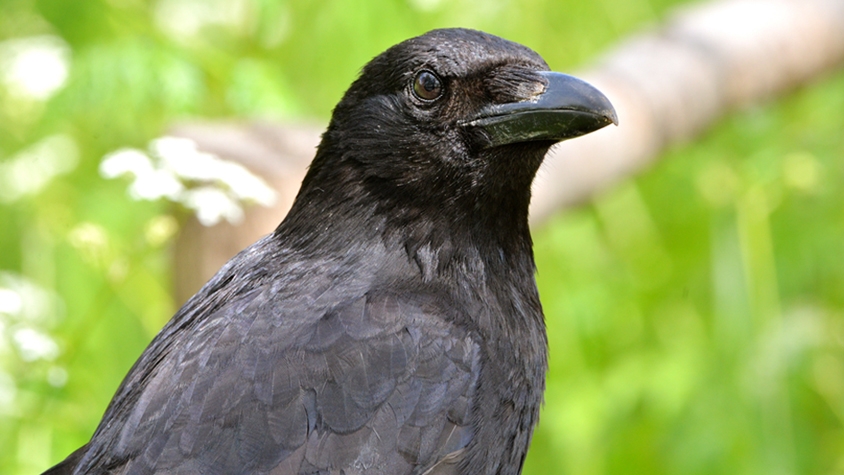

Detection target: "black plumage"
[45, 28, 616, 475]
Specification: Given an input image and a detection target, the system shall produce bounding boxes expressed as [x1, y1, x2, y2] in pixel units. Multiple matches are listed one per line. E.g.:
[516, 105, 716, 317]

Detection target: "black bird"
[46, 28, 616, 475]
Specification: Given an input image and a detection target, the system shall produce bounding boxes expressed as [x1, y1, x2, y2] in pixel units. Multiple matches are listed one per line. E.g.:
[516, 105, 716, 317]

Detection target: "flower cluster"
[101, 136, 276, 226]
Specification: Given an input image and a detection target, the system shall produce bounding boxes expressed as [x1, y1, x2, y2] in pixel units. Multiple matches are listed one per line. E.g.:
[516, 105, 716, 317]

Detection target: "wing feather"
[78, 288, 479, 475]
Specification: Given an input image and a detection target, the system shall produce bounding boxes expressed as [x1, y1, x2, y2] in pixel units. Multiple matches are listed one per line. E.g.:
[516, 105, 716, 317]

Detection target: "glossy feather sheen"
[46, 28, 564, 475]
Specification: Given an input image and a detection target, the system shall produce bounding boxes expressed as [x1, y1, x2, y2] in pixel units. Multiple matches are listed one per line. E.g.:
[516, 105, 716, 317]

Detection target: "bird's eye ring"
[412, 70, 443, 102]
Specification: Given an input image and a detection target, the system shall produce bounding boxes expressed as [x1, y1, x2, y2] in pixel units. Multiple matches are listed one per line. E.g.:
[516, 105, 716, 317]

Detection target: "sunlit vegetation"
[1, 0, 841, 473]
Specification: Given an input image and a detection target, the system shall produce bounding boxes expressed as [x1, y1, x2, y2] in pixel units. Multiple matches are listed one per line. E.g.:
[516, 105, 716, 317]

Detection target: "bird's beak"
[464, 71, 618, 149]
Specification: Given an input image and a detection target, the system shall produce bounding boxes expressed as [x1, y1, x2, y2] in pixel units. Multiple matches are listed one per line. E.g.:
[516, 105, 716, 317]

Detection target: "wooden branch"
[171, 0, 844, 303]
[530, 0, 844, 222]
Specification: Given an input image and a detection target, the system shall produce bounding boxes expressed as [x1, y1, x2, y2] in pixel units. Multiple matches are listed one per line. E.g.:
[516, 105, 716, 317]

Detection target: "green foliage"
[529, 72, 844, 474]
[0, 0, 841, 473]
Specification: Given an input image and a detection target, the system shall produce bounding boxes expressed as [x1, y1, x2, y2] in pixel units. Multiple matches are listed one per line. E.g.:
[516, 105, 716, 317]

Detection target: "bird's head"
[290, 28, 616, 250]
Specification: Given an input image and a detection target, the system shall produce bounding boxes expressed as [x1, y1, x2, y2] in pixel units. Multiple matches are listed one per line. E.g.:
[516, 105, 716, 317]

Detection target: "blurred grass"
[529, 71, 844, 474]
[0, 0, 842, 474]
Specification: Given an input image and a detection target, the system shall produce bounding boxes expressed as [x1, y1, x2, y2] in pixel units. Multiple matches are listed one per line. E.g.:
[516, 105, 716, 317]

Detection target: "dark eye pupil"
[413, 71, 442, 101]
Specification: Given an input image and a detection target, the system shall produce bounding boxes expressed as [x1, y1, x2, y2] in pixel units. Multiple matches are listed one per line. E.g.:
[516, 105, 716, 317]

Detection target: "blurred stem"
[21, 222, 56, 291]
[735, 185, 796, 475]
[736, 186, 781, 328]
[710, 209, 751, 353]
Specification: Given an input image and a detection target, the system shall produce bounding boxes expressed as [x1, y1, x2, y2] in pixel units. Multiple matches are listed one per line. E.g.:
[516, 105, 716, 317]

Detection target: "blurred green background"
[1, 0, 842, 473]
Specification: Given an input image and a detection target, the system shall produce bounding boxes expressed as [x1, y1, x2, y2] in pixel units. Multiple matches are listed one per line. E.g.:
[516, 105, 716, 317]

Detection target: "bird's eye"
[412, 70, 443, 101]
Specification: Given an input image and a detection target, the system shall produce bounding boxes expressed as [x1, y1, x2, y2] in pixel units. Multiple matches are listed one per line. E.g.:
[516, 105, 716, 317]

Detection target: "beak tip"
[599, 101, 618, 127]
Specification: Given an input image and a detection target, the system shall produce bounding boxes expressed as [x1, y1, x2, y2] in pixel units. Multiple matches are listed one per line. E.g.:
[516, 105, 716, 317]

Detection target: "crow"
[45, 28, 616, 475]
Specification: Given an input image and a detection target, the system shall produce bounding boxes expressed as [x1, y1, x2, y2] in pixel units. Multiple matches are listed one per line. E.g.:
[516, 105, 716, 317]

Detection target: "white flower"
[0, 135, 79, 203]
[13, 328, 59, 362]
[100, 136, 277, 226]
[0, 35, 71, 100]
[181, 186, 245, 226]
[100, 149, 155, 179]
